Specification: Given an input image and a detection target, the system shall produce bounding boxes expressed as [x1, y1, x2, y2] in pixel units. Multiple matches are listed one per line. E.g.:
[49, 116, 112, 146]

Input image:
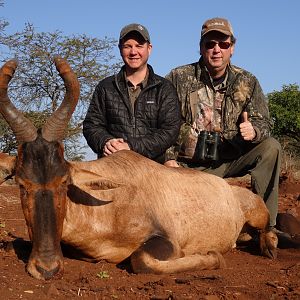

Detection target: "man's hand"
[239, 112, 256, 141]
[103, 138, 130, 156]
[164, 160, 180, 168]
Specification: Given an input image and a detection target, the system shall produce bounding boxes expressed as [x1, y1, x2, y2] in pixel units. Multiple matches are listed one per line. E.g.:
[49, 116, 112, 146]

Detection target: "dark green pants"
[183, 137, 281, 227]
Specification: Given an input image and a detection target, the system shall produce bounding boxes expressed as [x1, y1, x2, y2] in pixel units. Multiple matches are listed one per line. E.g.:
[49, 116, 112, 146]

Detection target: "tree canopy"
[0, 23, 121, 159]
[268, 83, 300, 155]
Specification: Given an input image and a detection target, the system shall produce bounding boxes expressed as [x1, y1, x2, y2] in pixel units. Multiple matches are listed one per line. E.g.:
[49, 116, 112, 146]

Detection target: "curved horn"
[0, 60, 38, 143]
[41, 56, 80, 142]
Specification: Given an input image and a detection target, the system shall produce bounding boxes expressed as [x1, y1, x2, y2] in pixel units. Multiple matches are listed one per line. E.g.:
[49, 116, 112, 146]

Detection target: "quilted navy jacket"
[83, 64, 181, 163]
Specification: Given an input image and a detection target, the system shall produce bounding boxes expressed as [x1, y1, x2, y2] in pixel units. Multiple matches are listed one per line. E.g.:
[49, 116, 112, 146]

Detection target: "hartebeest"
[0, 58, 277, 280]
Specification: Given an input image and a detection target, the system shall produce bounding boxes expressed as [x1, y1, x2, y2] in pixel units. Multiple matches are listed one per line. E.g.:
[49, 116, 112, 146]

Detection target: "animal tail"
[130, 250, 226, 274]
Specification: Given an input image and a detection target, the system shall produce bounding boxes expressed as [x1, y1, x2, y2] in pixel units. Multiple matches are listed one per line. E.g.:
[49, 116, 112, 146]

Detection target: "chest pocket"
[134, 98, 157, 130]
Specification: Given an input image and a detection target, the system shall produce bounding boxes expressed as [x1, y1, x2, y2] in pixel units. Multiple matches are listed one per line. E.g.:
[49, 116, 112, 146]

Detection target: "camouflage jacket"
[165, 58, 272, 162]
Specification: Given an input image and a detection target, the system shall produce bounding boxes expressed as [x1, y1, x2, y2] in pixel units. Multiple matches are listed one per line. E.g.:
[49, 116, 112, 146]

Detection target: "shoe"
[269, 226, 292, 239]
[268, 226, 300, 249]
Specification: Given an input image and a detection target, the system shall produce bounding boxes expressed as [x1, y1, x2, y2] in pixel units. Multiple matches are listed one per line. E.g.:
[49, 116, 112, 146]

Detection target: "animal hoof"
[207, 251, 226, 269]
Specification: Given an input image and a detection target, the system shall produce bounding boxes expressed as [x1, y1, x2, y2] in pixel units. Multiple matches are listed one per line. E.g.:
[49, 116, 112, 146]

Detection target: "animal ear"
[67, 184, 113, 206]
[0, 153, 16, 184]
[69, 165, 123, 190]
[68, 165, 126, 205]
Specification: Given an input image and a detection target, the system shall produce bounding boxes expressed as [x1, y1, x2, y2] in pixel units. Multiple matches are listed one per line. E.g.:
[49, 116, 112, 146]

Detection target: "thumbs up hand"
[239, 112, 256, 141]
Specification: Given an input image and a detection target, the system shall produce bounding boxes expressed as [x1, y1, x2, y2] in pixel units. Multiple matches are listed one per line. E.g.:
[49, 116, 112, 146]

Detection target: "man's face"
[200, 31, 234, 77]
[120, 32, 152, 72]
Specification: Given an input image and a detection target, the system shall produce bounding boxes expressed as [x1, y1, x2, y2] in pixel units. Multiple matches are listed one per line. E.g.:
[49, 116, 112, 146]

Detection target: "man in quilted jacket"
[165, 17, 281, 230]
[83, 23, 181, 163]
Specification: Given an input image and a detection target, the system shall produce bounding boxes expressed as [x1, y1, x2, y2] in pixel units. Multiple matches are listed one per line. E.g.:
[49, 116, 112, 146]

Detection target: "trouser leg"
[223, 137, 281, 227]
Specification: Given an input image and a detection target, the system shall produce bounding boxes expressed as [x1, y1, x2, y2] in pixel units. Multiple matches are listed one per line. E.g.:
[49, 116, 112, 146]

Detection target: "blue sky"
[2, 0, 299, 94]
[1, 0, 299, 159]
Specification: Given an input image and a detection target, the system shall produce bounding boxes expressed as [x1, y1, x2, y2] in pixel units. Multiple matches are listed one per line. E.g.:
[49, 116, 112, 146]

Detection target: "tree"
[0, 23, 122, 159]
[0, 110, 49, 155]
[268, 84, 300, 160]
[0, 1, 9, 58]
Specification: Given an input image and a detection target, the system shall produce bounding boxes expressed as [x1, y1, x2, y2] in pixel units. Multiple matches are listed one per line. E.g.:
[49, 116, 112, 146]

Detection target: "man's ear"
[230, 43, 235, 57]
[147, 42, 153, 55]
[199, 40, 204, 56]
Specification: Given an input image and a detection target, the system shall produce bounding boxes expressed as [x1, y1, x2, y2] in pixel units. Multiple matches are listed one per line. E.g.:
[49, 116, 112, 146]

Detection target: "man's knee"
[259, 137, 281, 158]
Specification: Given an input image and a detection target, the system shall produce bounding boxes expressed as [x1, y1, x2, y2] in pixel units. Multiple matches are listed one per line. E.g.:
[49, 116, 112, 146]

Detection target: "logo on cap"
[119, 23, 151, 43]
[201, 17, 234, 38]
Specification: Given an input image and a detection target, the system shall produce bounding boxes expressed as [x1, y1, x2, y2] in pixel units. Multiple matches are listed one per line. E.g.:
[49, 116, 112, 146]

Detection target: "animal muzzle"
[26, 254, 64, 280]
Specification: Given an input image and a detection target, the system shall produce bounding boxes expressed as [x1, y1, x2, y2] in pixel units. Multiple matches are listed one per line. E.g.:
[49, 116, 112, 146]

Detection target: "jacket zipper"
[131, 83, 157, 138]
[115, 73, 160, 139]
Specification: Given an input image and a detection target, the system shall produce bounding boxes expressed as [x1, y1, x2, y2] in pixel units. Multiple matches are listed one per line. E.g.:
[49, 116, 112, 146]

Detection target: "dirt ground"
[0, 177, 299, 300]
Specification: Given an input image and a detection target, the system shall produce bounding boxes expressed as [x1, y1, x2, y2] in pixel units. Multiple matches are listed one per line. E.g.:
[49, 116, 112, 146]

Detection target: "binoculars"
[193, 131, 220, 161]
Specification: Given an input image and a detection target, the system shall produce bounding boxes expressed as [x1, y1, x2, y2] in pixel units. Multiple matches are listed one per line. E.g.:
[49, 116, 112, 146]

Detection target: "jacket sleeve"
[82, 84, 115, 155]
[126, 80, 181, 161]
[246, 77, 272, 143]
[164, 70, 191, 161]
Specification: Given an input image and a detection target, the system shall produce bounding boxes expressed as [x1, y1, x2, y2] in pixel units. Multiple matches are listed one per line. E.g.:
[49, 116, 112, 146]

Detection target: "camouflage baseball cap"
[119, 23, 150, 43]
[201, 17, 234, 38]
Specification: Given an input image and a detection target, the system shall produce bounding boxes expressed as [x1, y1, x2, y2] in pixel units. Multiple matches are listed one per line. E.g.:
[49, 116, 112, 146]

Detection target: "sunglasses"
[205, 41, 231, 50]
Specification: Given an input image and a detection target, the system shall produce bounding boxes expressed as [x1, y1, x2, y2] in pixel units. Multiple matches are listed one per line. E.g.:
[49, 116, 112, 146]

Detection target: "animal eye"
[61, 176, 69, 185]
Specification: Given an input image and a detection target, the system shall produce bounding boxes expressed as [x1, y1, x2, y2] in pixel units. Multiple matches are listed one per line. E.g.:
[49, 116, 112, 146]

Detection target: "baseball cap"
[201, 17, 234, 38]
[119, 23, 150, 43]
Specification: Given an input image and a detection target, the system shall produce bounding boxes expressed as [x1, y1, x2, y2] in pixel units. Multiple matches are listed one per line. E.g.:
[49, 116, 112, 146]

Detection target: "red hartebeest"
[0, 59, 277, 280]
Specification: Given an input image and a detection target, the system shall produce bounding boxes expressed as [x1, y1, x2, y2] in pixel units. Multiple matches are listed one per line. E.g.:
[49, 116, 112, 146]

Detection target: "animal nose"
[36, 264, 61, 280]
[27, 257, 63, 280]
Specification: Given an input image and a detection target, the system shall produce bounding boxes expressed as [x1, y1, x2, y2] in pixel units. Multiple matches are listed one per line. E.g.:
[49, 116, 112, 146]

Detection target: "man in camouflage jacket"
[165, 17, 281, 229]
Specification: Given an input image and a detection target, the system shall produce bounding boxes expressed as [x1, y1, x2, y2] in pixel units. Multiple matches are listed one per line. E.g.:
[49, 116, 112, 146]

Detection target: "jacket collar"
[196, 57, 238, 90]
[113, 64, 160, 113]
[115, 64, 158, 87]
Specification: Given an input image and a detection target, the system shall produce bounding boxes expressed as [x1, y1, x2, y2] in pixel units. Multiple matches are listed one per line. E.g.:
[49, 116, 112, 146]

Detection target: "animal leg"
[130, 236, 225, 274]
[231, 185, 278, 258]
